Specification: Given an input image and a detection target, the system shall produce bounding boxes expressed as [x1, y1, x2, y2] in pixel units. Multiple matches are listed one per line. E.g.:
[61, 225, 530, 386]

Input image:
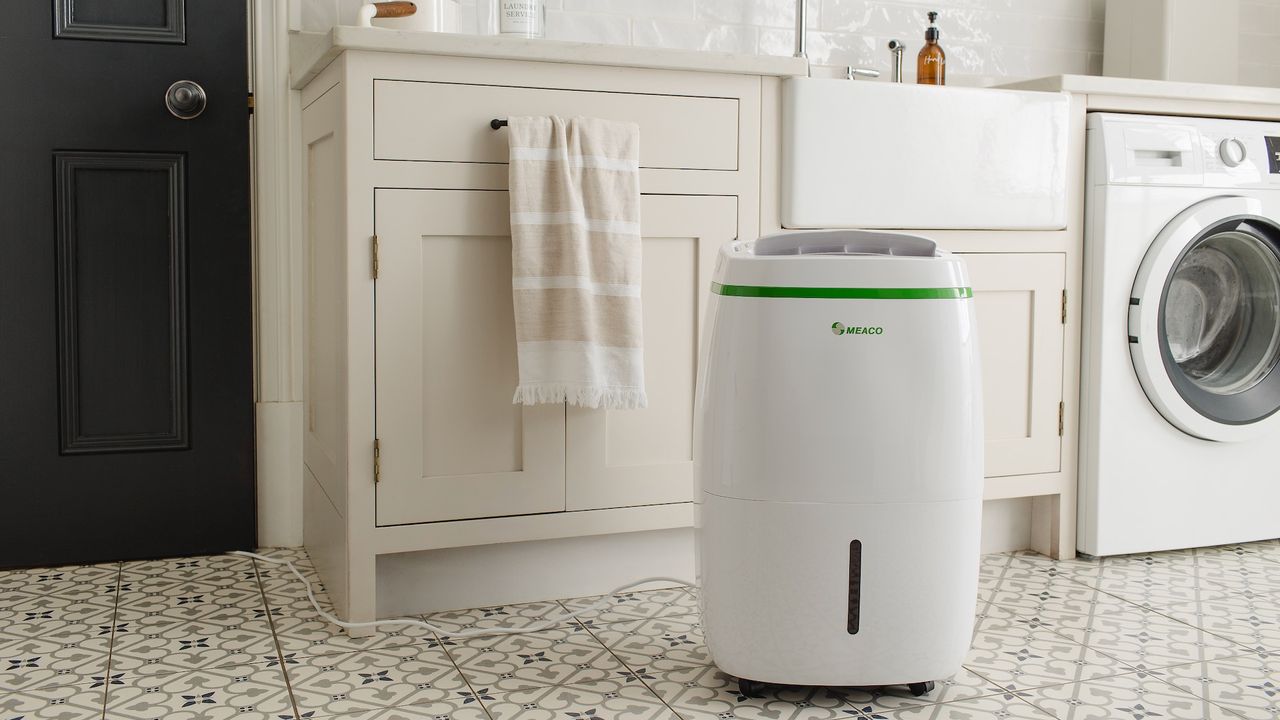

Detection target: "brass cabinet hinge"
[373, 438, 381, 483]
[1061, 289, 1067, 324]
[1058, 401, 1065, 436]
[247, 92, 255, 114]
[371, 235, 379, 280]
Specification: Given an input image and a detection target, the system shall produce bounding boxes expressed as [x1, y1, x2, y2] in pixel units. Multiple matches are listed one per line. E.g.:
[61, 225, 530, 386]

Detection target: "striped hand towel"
[507, 116, 647, 410]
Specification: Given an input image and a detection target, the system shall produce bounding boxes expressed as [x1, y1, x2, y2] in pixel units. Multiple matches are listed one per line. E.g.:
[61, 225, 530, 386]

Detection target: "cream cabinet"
[299, 38, 1084, 626]
[566, 195, 736, 511]
[300, 47, 761, 626]
[374, 190, 737, 525]
[373, 189, 567, 526]
[964, 253, 1067, 479]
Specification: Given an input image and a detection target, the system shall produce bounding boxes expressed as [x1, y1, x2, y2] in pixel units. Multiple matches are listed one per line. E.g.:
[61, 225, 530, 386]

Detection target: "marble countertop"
[291, 26, 809, 89]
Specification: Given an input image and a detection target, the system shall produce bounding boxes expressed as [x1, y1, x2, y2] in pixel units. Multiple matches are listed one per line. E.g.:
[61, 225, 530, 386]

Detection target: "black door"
[0, 1, 254, 567]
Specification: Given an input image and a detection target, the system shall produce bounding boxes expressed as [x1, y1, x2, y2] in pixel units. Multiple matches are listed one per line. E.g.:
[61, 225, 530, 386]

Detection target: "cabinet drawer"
[373, 80, 739, 170]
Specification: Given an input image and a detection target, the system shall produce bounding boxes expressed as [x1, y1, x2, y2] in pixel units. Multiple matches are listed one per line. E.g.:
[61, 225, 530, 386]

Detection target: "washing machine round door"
[1130, 195, 1280, 442]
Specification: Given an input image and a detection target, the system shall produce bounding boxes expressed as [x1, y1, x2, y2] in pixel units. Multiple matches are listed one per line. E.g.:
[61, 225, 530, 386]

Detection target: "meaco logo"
[831, 322, 885, 336]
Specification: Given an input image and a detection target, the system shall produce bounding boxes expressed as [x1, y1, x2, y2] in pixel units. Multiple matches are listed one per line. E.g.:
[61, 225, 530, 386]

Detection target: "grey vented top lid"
[753, 230, 939, 258]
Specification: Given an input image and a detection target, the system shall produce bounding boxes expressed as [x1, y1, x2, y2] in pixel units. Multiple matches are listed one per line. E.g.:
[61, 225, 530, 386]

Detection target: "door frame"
[252, 0, 307, 546]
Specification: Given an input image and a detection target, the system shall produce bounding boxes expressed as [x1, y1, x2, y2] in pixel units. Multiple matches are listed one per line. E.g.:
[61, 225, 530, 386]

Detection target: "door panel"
[566, 195, 737, 511]
[54, 0, 186, 43]
[375, 190, 566, 526]
[962, 253, 1066, 478]
[0, 2, 253, 567]
[55, 152, 189, 453]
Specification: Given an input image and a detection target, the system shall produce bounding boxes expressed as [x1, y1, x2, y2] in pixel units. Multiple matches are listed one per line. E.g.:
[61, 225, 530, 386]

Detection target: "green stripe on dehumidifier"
[710, 283, 973, 300]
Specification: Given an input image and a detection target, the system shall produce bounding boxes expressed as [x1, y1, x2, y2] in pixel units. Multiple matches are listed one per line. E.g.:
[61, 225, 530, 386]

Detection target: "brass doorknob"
[165, 80, 207, 120]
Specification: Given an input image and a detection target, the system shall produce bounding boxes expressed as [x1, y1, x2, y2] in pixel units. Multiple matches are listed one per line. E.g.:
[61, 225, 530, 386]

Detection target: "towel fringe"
[513, 384, 648, 410]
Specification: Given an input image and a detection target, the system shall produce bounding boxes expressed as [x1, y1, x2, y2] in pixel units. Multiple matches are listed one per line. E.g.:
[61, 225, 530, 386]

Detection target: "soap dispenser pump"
[917, 11, 945, 85]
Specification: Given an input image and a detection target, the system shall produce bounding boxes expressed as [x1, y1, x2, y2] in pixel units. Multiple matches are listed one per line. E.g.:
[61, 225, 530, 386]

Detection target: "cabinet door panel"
[565, 195, 737, 511]
[375, 189, 565, 525]
[962, 253, 1066, 478]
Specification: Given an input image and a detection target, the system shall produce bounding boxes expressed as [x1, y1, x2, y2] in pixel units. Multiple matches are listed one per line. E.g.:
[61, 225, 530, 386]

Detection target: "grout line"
[994, 567, 1256, 664]
[1023, 556, 1278, 654]
[96, 562, 123, 720]
[562, 598, 693, 720]
[252, 557, 303, 720]
[434, 626, 498, 720]
[961, 664, 1077, 719]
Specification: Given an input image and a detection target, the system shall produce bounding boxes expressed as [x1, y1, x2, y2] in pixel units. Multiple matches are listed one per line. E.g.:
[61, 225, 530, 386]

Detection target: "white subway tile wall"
[1241, 0, 1280, 87]
[308, 0, 1278, 86]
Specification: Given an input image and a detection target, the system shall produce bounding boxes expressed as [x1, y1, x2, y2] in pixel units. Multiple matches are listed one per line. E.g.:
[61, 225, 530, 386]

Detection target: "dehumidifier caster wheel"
[907, 681, 936, 697]
[737, 678, 767, 698]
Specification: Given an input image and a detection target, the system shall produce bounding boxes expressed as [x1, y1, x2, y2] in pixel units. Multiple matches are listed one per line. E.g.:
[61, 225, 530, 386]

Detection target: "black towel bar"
[490, 118, 508, 129]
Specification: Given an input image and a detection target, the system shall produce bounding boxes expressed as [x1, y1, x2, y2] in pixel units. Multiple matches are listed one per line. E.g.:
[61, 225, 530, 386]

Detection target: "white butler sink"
[781, 78, 1069, 230]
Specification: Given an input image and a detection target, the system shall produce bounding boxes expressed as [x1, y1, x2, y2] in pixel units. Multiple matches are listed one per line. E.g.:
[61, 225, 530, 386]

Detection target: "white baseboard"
[372, 498, 1033, 617]
[376, 528, 695, 617]
[256, 401, 304, 547]
[981, 497, 1033, 554]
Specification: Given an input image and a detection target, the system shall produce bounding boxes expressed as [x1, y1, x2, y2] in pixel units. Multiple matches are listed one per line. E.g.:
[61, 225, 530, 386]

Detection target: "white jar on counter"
[498, 0, 544, 37]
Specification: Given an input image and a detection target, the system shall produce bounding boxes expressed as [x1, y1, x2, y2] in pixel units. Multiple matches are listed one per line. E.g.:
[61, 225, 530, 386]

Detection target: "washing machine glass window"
[1158, 217, 1280, 423]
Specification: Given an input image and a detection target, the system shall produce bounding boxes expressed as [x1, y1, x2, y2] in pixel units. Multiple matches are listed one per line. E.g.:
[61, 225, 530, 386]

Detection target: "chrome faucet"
[888, 39, 905, 83]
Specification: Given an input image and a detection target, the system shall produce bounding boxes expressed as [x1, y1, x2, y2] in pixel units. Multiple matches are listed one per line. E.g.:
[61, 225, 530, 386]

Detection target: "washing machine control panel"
[1219, 138, 1248, 167]
[1266, 136, 1280, 175]
[1089, 114, 1280, 187]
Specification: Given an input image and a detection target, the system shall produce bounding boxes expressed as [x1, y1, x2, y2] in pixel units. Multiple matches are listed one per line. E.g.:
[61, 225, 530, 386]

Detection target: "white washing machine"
[1081, 113, 1280, 557]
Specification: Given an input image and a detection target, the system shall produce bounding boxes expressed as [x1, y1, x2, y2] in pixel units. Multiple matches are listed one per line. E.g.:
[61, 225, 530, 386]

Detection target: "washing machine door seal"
[1130, 195, 1280, 442]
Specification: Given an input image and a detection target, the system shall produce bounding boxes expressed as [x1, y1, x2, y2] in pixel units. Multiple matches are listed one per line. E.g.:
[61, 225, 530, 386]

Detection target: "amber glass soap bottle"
[917, 11, 945, 85]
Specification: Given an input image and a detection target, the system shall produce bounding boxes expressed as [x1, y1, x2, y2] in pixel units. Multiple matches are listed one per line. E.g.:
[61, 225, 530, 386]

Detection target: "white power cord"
[231, 550, 695, 638]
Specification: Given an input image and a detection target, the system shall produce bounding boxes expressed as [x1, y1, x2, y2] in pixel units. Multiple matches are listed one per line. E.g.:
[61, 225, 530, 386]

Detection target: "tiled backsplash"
[301, 0, 1278, 87]
[1240, 0, 1280, 88]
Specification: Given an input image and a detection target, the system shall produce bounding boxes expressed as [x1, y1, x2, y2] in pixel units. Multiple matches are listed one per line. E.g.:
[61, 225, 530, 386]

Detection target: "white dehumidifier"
[695, 230, 983, 697]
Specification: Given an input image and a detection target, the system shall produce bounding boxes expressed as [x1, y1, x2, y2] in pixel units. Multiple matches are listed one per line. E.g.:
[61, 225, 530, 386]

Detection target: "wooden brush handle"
[372, 1, 417, 18]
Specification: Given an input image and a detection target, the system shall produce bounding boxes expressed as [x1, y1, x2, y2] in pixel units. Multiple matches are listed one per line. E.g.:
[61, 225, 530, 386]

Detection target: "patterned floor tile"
[871, 692, 1057, 719]
[0, 563, 120, 599]
[106, 617, 283, 681]
[447, 623, 626, 693]
[1021, 668, 1233, 719]
[558, 586, 698, 626]
[1195, 557, 1280, 595]
[118, 556, 257, 599]
[423, 600, 579, 638]
[1250, 542, 1280, 563]
[1008, 550, 1104, 575]
[645, 664, 862, 720]
[0, 681, 107, 719]
[974, 599, 1094, 639]
[1159, 590, 1280, 654]
[1048, 603, 1245, 670]
[587, 615, 710, 673]
[285, 644, 472, 718]
[0, 623, 113, 693]
[304, 702, 491, 720]
[966, 619, 1133, 689]
[980, 552, 1031, 578]
[1160, 653, 1280, 720]
[1075, 565, 1225, 607]
[0, 584, 119, 627]
[481, 677, 680, 720]
[12, 545, 1280, 720]
[103, 659, 293, 719]
[254, 550, 328, 602]
[980, 563, 1129, 619]
[261, 591, 433, 659]
[847, 667, 1008, 716]
[1103, 548, 1202, 574]
[114, 580, 268, 629]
